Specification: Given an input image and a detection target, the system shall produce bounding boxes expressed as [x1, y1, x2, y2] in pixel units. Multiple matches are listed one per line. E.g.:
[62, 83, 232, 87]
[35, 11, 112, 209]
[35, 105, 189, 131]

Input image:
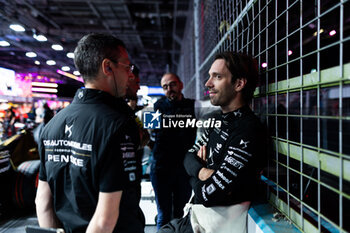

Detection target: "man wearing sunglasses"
[36, 33, 144, 233]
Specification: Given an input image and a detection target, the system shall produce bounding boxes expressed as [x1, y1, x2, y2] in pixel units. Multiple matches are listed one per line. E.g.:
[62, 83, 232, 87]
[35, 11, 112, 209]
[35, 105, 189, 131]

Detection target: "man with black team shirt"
[35, 33, 144, 233]
[159, 52, 267, 233]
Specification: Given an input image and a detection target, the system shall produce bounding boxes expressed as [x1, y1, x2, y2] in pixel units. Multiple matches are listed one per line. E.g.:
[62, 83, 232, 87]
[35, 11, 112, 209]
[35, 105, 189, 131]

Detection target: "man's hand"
[197, 145, 207, 164]
[196, 145, 214, 180]
[198, 167, 215, 181]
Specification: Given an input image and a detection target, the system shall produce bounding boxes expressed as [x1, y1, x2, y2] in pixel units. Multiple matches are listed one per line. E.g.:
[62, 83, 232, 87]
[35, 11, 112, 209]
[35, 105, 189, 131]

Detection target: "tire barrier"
[0, 130, 39, 168]
[12, 160, 40, 209]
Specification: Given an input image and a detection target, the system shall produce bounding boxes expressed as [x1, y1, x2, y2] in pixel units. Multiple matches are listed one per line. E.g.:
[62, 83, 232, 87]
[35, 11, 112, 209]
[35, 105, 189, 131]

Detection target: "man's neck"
[221, 99, 246, 114]
[85, 76, 118, 97]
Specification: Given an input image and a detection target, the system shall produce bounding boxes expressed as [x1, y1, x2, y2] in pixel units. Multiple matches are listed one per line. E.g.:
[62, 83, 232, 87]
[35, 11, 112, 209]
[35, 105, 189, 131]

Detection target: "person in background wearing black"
[4, 107, 16, 137]
[35, 33, 144, 233]
[125, 64, 150, 205]
[151, 73, 197, 229]
[126, 65, 149, 148]
[43, 103, 54, 125]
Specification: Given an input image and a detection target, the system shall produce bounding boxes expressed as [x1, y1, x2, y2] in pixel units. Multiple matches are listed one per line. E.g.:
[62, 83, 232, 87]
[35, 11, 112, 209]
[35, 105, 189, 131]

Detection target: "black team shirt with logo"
[38, 88, 144, 233]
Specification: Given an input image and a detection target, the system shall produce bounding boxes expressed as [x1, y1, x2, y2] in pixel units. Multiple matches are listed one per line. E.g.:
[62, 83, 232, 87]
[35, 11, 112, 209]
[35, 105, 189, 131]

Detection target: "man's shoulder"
[243, 110, 262, 124]
[43, 101, 130, 135]
[66, 101, 129, 121]
[182, 97, 195, 105]
[154, 96, 167, 105]
[235, 111, 266, 137]
[153, 97, 167, 110]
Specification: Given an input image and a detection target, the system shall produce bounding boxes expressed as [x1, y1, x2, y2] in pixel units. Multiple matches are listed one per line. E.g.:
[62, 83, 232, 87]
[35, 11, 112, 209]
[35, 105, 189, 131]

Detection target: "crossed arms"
[184, 128, 260, 207]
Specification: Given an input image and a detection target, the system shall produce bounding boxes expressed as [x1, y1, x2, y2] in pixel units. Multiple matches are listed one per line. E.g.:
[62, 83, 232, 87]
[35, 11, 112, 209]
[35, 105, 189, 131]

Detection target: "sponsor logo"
[224, 155, 244, 169]
[201, 186, 208, 201]
[143, 110, 161, 129]
[43, 140, 92, 151]
[239, 139, 249, 149]
[216, 171, 232, 184]
[78, 90, 84, 99]
[65, 124, 73, 137]
[234, 109, 242, 117]
[122, 152, 135, 158]
[206, 183, 216, 195]
[120, 146, 134, 151]
[125, 166, 137, 171]
[214, 128, 221, 134]
[212, 176, 225, 190]
[229, 146, 252, 156]
[228, 150, 248, 162]
[188, 148, 196, 153]
[221, 165, 237, 177]
[129, 172, 136, 181]
[47, 154, 84, 167]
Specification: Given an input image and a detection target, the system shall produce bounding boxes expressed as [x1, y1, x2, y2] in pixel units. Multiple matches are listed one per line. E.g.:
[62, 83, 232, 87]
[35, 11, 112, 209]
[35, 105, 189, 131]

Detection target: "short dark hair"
[74, 33, 126, 83]
[214, 51, 258, 102]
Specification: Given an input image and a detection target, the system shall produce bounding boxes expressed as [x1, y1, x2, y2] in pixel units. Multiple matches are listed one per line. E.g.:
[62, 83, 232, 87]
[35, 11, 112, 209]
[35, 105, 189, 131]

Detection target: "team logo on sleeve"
[239, 139, 249, 149]
[234, 109, 242, 117]
[143, 110, 162, 129]
[206, 183, 216, 195]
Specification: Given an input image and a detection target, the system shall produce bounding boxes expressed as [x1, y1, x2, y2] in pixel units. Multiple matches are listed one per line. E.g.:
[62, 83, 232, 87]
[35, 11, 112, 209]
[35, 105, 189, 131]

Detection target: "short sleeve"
[98, 130, 129, 192]
[38, 134, 47, 181]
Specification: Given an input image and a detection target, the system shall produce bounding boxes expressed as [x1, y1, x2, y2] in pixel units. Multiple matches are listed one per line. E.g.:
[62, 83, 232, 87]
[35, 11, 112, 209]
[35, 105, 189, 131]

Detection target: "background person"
[151, 73, 197, 229]
[125, 64, 150, 205]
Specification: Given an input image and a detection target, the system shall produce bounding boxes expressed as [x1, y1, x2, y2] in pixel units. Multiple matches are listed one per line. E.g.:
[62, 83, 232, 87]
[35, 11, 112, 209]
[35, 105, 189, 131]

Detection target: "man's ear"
[101, 58, 113, 76]
[234, 78, 247, 92]
[179, 81, 184, 90]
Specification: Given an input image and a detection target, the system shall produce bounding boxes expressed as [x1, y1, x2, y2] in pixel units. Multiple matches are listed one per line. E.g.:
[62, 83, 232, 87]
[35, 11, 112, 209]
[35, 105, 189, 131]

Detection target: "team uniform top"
[39, 88, 143, 233]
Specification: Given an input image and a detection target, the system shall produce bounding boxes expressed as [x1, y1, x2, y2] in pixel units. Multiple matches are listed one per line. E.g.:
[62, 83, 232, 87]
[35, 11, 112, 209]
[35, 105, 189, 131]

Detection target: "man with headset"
[35, 33, 144, 233]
